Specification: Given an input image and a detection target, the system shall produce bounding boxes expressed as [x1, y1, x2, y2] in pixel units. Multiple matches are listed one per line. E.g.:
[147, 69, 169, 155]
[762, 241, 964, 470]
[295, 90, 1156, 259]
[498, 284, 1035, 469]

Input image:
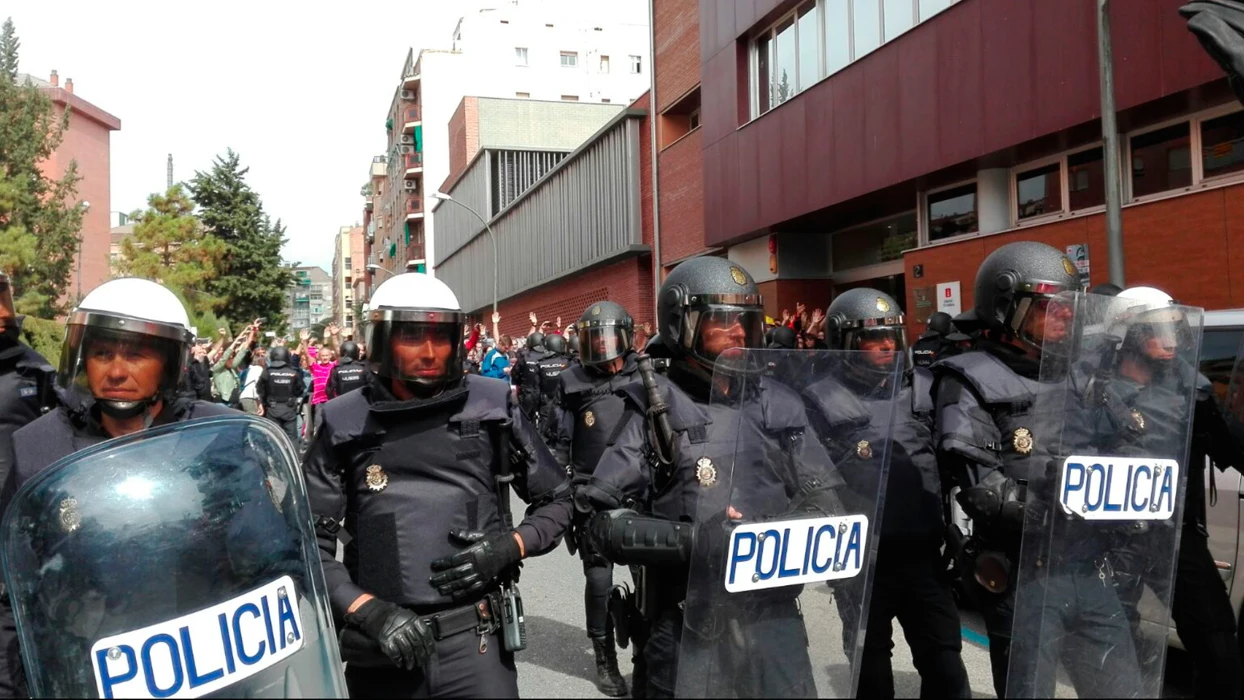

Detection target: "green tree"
[1, 18, 19, 81]
[0, 18, 84, 317]
[189, 150, 294, 333]
[118, 184, 226, 320]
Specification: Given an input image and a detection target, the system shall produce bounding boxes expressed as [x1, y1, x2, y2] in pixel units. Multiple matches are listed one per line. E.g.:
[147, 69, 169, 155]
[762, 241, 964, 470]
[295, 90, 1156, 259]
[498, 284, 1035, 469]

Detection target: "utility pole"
[1098, 0, 1126, 288]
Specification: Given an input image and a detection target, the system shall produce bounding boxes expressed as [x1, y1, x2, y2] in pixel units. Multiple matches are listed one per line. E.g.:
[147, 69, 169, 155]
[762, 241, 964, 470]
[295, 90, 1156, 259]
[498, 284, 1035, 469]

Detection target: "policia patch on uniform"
[695, 457, 718, 487]
[584, 411, 596, 428]
[856, 440, 873, 459]
[1012, 427, 1034, 455]
[365, 465, 388, 492]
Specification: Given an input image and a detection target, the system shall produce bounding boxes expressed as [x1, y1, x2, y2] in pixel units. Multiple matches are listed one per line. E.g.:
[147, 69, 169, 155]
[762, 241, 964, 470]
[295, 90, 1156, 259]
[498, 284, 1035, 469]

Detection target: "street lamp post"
[366, 263, 396, 278]
[433, 192, 498, 319]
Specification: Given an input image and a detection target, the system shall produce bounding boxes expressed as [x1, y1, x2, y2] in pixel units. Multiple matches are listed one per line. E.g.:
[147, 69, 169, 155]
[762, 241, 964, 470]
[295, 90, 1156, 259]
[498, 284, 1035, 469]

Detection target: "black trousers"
[266, 412, 298, 448]
[1172, 529, 1244, 699]
[582, 546, 613, 639]
[661, 596, 816, 699]
[344, 627, 517, 699]
[850, 539, 971, 699]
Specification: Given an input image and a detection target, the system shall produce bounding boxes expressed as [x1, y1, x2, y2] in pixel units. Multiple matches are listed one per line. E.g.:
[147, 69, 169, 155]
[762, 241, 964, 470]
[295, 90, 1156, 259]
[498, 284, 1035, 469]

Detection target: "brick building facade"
[26, 71, 121, 302]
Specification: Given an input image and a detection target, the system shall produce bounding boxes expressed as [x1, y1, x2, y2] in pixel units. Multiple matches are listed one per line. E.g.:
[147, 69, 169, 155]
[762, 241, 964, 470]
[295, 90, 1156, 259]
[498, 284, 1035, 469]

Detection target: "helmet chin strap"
[97, 395, 162, 427]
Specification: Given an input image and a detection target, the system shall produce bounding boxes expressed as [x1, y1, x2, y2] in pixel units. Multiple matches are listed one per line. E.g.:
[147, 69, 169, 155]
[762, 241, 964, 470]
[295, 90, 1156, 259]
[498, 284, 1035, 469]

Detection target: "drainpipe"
[648, 0, 662, 322]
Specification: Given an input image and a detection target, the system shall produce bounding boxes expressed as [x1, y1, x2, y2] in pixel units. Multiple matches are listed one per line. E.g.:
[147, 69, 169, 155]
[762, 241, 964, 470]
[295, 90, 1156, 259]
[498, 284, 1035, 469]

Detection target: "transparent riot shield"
[1005, 292, 1203, 698]
[675, 348, 903, 698]
[1, 415, 348, 699]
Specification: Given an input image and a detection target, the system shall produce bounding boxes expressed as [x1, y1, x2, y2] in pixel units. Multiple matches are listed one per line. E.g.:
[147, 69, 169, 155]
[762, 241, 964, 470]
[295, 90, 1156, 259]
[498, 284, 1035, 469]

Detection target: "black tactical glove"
[956, 471, 1027, 531]
[429, 529, 522, 601]
[345, 598, 435, 671]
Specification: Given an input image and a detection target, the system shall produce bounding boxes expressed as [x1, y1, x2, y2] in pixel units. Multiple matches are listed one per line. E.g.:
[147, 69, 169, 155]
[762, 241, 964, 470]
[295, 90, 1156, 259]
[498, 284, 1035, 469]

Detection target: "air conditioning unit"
[403, 181, 418, 191]
[400, 90, 415, 100]
[399, 135, 414, 145]
[399, 145, 414, 154]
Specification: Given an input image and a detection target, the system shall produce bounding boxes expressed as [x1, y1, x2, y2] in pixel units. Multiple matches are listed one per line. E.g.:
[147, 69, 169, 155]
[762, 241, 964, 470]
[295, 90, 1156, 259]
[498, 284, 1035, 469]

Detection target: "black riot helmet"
[926, 311, 953, 336]
[769, 326, 796, 349]
[527, 332, 546, 352]
[657, 257, 765, 381]
[544, 332, 567, 355]
[268, 346, 291, 368]
[825, 288, 907, 376]
[575, 300, 633, 366]
[339, 340, 360, 362]
[972, 241, 1080, 354]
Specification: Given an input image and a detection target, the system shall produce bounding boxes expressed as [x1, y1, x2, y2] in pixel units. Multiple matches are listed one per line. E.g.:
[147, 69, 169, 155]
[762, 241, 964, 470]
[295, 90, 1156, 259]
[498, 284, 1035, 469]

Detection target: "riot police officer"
[326, 340, 368, 399]
[1, 277, 236, 696]
[535, 333, 572, 446]
[583, 257, 845, 698]
[931, 241, 1082, 697]
[302, 273, 572, 698]
[0, 272, 55, 500]
[1105, 286, 1244, 698]
[806, 289, 970, 698]
[514, 332, 547, 422]
[554, 300, 638, 697]
[259, 346, 305, 446]
[911, 311, 954, 368]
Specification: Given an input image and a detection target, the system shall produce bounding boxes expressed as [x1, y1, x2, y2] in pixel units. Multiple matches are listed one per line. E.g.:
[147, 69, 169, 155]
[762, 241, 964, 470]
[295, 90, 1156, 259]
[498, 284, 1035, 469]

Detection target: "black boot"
[591, 634, 629, 697]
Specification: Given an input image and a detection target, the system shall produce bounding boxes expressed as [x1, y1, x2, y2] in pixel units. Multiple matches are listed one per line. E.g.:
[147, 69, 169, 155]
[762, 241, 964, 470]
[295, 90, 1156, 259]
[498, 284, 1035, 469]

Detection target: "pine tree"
[118, 184, 226, 319]
[0, 19, 19, 82]
[188, 150, 295, 332]
[0, 18, 83, 317]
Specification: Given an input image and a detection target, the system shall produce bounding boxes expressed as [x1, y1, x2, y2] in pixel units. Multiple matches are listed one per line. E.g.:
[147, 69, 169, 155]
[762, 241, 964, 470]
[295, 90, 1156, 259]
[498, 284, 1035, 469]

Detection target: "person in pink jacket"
[309, 345, 336, 435]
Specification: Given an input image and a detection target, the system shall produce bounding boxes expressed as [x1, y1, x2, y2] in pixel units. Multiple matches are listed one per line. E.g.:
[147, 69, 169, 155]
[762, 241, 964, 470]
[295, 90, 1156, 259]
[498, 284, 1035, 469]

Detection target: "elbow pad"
[587, 509, 692, 567]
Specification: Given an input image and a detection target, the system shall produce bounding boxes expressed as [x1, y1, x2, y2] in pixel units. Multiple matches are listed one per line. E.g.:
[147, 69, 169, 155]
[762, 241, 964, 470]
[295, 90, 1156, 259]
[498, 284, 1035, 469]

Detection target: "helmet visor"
[367, 319, 464, 386]
[58, 323, 186, 404]
[689, 307, 765, 364]
[577, 326, 632, 365]
[843, 326, 908, 368]
[1011, 294, 1074, 350]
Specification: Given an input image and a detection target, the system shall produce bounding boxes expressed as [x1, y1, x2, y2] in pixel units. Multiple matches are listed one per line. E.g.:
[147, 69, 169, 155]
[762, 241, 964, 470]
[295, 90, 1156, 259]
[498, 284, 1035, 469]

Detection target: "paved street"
[511, 498, 1198, 698]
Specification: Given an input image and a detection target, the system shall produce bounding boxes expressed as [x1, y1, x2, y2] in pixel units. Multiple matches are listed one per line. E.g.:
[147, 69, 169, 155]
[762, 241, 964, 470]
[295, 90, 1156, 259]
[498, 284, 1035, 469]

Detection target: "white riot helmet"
[1106, 286, 1190, 374]
[59, 278, 193, 420]
[365, 273, 466, 390]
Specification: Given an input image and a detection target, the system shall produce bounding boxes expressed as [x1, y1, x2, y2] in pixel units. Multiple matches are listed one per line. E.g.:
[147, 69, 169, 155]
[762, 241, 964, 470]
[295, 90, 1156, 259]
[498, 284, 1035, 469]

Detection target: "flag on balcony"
[415, 125, 422, 152]
[389, 242, 397, 258]
[405, 222, 411, 246]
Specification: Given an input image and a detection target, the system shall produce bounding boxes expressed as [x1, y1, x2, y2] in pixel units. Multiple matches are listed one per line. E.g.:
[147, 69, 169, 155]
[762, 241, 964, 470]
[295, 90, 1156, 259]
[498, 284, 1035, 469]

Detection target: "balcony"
[405, 195, 424, 221]
[402, 106, 422, 134]
[403, 152, 423, 177]
[402, 49, 421, 90]
[370, 155, 387, 178]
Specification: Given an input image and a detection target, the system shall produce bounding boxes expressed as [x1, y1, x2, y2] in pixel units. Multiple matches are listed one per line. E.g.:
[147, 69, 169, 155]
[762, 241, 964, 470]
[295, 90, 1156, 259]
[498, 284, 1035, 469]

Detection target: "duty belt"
[340, 594, 501, 667]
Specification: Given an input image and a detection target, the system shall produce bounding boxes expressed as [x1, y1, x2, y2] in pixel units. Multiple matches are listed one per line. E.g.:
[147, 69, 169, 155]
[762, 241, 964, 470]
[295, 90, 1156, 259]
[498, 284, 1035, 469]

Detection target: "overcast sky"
[8, 1, 464, 272]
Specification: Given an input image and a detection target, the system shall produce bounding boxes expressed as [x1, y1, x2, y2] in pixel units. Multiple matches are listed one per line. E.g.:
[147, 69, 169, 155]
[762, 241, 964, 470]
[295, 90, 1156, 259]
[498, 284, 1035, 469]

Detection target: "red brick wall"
[40, 103, 115, 299]
[655, 0, 701, 113]
[489, 256, 654, 341]
[634, 91, 655, 248]
[658, 129, 706, 266]
[442, 97, 479, 194]
[903, 183, 1244, 339]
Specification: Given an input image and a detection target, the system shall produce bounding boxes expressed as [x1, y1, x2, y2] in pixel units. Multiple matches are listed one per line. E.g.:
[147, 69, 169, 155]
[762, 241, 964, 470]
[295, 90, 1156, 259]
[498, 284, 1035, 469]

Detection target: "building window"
[630, 55, 642, 74]
[560, 51, 578, 68]
[755, 0, 962, 118]
[1015, 162, 1062, 221]
[689, 107, 701, 131]
[515, 47, 528, 66]
[516, 91, 531, 98]
[832, 211, 918, 271]
[602, 98, 612, 103]
[1068, 147, 1106, 211]
[600, 55, 610, 73]
[1130, 123, 1192, 199]
[1200, 111, 1244, 181]
[561, 95, 579, 101]
[344, 257, 351, 268]
[927, 183, 978, 241]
